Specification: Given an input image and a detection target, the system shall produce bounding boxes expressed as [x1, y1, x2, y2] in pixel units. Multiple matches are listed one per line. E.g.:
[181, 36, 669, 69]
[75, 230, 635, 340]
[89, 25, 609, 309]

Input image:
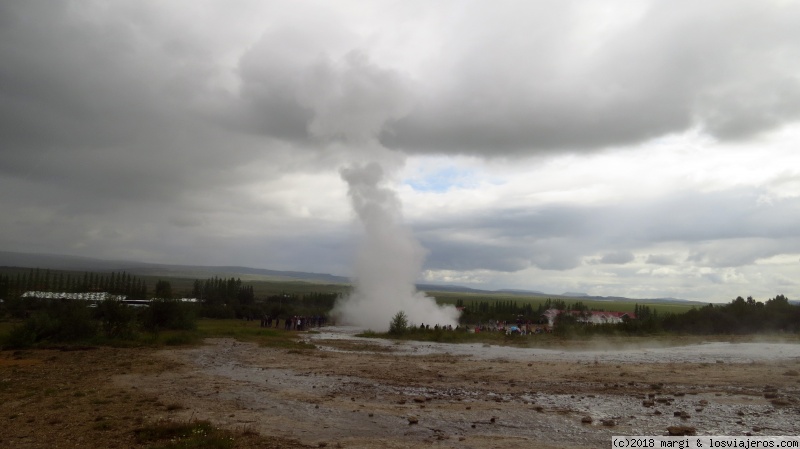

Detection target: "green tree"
[388, 311, 409, 336]
[154, 280, 173, 299]
[95, 298, 136, 338]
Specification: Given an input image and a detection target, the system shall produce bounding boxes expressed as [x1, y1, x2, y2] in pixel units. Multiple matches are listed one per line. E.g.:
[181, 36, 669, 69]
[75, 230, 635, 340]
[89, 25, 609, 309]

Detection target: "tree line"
[0, 269, 148, 300]
[457, 297, 653, 324]
[554, 295, 798, 336]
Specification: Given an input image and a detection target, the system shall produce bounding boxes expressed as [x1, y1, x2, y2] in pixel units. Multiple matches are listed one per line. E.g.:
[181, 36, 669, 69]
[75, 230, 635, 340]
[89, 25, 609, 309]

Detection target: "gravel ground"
[3, 330, 800, 449]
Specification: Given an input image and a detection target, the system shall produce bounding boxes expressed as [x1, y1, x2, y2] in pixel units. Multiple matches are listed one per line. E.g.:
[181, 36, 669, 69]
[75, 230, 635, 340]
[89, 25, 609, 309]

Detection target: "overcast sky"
[2, 0, 799, 302]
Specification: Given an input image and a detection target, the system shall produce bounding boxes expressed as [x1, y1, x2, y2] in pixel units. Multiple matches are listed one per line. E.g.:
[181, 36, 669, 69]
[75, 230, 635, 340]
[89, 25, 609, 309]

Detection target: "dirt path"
[113, 334, 800, 449]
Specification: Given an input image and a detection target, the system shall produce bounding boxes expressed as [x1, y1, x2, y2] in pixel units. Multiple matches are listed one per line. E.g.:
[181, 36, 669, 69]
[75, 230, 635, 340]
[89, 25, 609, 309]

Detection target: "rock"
[642, 400, 655, 407]
[408, 416, 419, 425]
[413, 397, 426, 403]
[667, 426, 696, 436]
[581, 416, 593, 424]
[764, 392, 778, 399]
[318, 443, 328, 448]
[752, 427, 762, 432]
[771, 398, 791, 406]
[600, 419, 617, 427]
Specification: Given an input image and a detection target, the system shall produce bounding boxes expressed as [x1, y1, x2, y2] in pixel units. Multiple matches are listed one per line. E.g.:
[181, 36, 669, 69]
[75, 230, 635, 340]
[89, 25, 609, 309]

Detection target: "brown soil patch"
[0, 346, 307, 448]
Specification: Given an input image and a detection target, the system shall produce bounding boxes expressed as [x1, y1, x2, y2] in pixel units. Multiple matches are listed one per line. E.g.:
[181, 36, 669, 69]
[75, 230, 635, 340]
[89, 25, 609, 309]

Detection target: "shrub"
[388, 311, 409, 336]
[140, 299, 197, 332]
[3, 299, 97, 348]
[95, 299, 136, 338]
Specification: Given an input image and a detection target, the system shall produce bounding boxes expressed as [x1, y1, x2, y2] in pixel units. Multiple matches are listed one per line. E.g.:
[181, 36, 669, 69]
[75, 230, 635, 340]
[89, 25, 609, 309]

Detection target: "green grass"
[134, 420, 235, 449]
[0, 320, 16, 338]
[195, 319, 316, 350]
[0, 317, 315, 350]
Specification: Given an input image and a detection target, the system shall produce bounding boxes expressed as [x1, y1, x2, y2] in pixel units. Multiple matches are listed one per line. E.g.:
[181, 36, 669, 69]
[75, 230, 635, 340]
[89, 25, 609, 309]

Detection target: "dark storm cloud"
[0, 1, 293, 212]
[5, 0, 799, 181]
[381, 1, 800, 155]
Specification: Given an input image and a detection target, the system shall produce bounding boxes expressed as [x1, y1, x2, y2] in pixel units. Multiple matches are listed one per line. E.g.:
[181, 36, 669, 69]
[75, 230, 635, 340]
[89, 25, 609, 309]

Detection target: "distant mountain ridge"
[0, 250, 704, 304]
[0, 250, 349, 284]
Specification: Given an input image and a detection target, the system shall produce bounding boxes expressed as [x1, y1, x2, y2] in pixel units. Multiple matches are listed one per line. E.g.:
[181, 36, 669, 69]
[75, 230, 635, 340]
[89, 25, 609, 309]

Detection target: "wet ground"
[115, 328, 800, 449]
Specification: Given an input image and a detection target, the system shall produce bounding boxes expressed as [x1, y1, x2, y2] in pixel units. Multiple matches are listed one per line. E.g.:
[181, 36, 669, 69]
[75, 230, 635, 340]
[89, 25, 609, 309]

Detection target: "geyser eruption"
[334, 162, 460, 331]
[293, 50, 459, 330]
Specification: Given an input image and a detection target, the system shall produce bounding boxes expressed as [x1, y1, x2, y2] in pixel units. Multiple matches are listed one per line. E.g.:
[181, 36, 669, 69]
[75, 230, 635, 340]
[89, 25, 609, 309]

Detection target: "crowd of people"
[415, 320, 552, 335]
[255, 315, 551, 335]
[469, 320, 551, 335]
[260, 315, 326, 331]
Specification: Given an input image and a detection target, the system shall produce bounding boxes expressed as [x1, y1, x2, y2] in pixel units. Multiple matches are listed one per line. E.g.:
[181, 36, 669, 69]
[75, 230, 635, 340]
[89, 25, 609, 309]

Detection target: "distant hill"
[0, 250, 349, 284]
[128, 264, 350, 284]
[495, 289, 547, 295]
[0, 251, 154, 272]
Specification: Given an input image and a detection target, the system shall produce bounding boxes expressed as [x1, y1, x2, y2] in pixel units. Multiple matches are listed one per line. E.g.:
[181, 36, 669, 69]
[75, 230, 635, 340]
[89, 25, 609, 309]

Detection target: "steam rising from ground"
[333, 163, 460, 331]
[295, 50, 459, 331]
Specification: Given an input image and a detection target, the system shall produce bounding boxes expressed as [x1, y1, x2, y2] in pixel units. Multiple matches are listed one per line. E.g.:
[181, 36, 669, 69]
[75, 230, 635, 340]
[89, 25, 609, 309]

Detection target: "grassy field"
[0, 317, 316, 351]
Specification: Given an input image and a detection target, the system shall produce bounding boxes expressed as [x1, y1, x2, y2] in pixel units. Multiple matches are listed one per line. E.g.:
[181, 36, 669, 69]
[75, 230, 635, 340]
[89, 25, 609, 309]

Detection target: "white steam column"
[335, 162, 460, 331]
[296, 51, 460, 331]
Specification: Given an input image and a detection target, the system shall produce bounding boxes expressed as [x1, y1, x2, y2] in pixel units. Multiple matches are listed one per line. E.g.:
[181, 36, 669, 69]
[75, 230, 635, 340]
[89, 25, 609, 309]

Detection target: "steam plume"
[335, 163, 460, 330]
[295, 50, 459, 330]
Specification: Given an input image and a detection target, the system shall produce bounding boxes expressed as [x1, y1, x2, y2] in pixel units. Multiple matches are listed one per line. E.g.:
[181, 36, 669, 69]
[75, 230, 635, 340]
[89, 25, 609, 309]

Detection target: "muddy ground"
[3, 329, 800, 449]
